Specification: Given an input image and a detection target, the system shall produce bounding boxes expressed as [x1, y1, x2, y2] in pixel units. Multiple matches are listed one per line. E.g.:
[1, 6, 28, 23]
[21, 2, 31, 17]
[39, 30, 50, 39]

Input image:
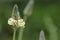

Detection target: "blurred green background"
[0, 0, 60, 40]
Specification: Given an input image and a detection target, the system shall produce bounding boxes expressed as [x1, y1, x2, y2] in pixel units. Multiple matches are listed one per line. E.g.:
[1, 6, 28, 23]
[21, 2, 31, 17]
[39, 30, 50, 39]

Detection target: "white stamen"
[8, 18, 25, 28]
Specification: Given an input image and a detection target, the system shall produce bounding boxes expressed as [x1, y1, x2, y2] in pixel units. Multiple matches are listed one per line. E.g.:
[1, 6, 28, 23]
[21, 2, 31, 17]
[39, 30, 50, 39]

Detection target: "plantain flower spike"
[8, 4, 25, 28]
[23, 0, 34, 16]
[39, 30, 45, 40]
[12, 4, 20, 20]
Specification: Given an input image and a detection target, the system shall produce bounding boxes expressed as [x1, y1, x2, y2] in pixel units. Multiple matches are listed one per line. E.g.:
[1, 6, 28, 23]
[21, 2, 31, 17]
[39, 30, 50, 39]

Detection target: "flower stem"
[13, 28, 16, 40]
[18, 27, 24, 40]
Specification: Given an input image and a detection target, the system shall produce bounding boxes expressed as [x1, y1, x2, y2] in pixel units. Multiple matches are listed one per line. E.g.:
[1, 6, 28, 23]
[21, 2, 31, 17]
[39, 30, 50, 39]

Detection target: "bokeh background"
[0, 0, 60, 40]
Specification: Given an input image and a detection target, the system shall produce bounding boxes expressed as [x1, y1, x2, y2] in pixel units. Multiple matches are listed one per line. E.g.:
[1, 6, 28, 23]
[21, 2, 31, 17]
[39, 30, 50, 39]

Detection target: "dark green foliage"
[0, 0, 60, 40]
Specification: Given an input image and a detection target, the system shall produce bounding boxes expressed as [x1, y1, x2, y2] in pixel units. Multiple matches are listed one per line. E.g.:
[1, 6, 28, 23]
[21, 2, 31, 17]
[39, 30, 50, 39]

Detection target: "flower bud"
[23, 0, 34, 16]
[39, 30, 45, 40]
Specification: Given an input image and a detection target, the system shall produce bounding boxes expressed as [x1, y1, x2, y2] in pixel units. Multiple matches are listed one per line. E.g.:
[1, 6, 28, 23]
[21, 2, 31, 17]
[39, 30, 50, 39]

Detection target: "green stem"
[13, 28, 16, 40]
[18, 27, 24, 40]
[23, 16, 27, 22]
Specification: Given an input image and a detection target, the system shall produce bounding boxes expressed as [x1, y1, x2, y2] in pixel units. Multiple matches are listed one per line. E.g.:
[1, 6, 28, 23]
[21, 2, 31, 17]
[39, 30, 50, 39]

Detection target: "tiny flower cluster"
[8, 18, 25, 28]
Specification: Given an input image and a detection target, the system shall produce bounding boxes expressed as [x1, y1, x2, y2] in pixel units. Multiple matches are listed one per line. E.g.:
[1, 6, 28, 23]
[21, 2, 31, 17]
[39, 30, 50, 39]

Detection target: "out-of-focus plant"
[39, 30, 45, 40]
[43, 15, 58, 40]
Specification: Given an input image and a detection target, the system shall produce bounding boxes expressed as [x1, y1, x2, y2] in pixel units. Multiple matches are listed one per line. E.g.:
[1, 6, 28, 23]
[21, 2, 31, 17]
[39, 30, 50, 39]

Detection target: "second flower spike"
[23, 0, 34, 16]
[39, 30, 45, 40]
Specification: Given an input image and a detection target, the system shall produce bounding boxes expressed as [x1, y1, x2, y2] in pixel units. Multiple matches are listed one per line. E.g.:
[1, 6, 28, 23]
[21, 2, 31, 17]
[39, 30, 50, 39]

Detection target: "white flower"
[8, 18, 25, 28]
[18, 19, 25, 28]
[8, 18, 14, 25]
